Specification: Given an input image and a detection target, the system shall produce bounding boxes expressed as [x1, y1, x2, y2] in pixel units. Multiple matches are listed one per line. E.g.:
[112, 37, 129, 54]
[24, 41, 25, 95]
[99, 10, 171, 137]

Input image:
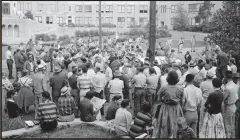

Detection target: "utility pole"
[99, 1, 102, 50]
[149, 1, 156, 66]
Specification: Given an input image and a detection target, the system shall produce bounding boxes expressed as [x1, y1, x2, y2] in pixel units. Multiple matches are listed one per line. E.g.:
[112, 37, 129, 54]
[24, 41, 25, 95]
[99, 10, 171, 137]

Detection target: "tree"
[24, 11, 34, 20]
[174, 5, 189, 31]
[208, 1, 240, 54]
[195, 1, 214, 23]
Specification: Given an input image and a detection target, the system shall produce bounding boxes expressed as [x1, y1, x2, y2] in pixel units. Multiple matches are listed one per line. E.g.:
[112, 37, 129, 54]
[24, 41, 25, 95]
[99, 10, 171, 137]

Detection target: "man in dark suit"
[79, 91, 96, 122]
[215, 47, 229, 80]
[50, 66, 67, 106]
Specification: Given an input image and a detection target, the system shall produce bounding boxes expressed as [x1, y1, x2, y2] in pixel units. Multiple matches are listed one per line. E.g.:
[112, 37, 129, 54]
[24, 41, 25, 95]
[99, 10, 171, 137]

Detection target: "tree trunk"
[149, 1, 157, 66]
[99, 1, 102, 50]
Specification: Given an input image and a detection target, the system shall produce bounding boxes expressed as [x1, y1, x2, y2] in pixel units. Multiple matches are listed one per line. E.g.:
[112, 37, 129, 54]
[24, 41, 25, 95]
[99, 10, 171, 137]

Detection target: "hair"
[8, 46, 11, 50]
[185, 74, 195, 83]
[37, 60, 41, 65]
[85, 91, 94, 100]
[230, 58, 235, 64]
[62, 79, 69, 87]
[7, 90, 16, 98]
[142, 102, 152, 113]
[166, 71, 179, 85]
[177, 117, 187, 126]
[112, 95, 122, 101]
[42, 91, 51, 99]
[181, 64, 188, 70]
[121, 99, 130, 108]
[212, 78, 222, 88]
[22, 70, 28, 77]
[95, 67, 101, 72]
[72, 66, 78, 74]
[137, 67, 144, 72]
[149, 67, 156, 74]
[86, 62, 91, 68]
[225, 70, 233, 79]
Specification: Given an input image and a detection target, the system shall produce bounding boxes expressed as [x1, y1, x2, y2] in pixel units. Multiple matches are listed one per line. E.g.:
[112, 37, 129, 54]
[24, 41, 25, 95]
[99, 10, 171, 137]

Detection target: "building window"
[61, 5, 66, 12]
[37, 4, 43, 12]
[69, 6, 71, 11]
[96, 5, 104, 12]
[190, 18, 196, 25]
[46, 16, 53, 24]
[171, 5, 176, 13]
[51, 5, 56, 12]
[127, 17, 135, 25]
[2, 3, 10, 15]
[189, 4, 198, 12]
[35, 16, 42, 23]
[14, 25, 20, 37]
[75, 17, 83, 25]
[127, 5, 135, 13]
[2, 24, 7, 37]
[84, 5, 92, 13]
[84, 17, 92, 24]
[76, 5, 83, 12]
[96, 17, 104, 25]
[57, 17, 63, 24]
[105, 5, 113, 13]
[17, 2, 24, 11]
[140, 5, 148, 13]
[139, 17, 148, 25]
[117, 17, 125, 25]
[171, 18, 177, 25]
[105, 17, 113, 24]
[25, 3, 32, 11]
[8, 25, 13, 37]
[118, 5, 125, 13]
[160, 5, 166, 13]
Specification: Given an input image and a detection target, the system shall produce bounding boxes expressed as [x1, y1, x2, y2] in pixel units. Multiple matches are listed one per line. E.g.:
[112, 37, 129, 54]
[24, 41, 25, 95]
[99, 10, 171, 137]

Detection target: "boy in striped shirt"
[37, 91, 58, 132]
[177, 117, 196, 139]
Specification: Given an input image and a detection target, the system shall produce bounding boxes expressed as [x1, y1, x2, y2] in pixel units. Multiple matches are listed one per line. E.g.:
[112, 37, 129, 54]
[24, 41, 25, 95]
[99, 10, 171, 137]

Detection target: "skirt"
[199, 112, 226, 138]
[17, 87, 34, 108]
[7, 116, 25, 130]
[152, 103, 183, 138]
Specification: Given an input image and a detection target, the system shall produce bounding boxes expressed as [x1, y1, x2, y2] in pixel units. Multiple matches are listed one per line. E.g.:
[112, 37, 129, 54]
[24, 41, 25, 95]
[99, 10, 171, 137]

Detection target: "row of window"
[2, 24, 20, 37]
[170, 17, 199, 25]
[34, 16, 148, 25]
[158, 3, 210, 13]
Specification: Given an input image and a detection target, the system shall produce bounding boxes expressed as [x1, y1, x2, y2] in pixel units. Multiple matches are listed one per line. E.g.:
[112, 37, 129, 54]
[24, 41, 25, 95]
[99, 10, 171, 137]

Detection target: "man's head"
[185, 74, 195, 84]
[212, 78, 222, 89]
[72, 66, 78, 74]
[229, 58, 235, 65]
[120, 99, 130, 109]
[112, 95, 122, 105]
[85, 91, 95, 100]
[225, 70, 233, 80]
[95, 67, 101, 73]
[181, 64, 188, 74]
[233, 73, 240, 84]
[82, 66, 88, 73]
[142, 102, 152, 113]
[137, 67, 144, 73]
[8, 46, 12, 50]
[42, 91, 51, 101]
[149, 67, 156, 75]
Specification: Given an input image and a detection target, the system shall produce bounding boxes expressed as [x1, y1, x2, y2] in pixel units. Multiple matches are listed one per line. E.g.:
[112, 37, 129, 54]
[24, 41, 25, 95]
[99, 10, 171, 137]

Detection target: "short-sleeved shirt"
[58, 95, 78, 116]
[37, 101, 58, 121]
[108, 78, 124, 94]
[132, 73, 147, 88]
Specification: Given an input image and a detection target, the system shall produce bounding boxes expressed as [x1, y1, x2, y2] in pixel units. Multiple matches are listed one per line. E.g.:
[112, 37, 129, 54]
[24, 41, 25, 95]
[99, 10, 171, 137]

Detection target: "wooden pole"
[99, 1, 102, 50]
[149, 1, 156, 66]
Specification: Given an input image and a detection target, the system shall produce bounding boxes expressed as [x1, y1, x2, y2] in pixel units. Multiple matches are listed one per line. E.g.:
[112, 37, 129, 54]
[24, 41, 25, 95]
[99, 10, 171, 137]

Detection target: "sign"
[91, 96, 106, 110]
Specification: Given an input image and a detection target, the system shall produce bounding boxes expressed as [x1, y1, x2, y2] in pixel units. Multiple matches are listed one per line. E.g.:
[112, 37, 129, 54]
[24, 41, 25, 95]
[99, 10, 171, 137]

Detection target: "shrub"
[50, 34, 57, 41]
[75, 30, 115, 38]
[101, 23, 116, 28]
[59, 35, 70, 41]
[35, 34, 51, 41]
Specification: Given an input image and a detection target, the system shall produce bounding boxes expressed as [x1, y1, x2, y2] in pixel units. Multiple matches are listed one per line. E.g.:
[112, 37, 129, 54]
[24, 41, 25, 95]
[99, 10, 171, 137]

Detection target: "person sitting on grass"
[114, 99, 132, 138]
[5, 90, 25, 130]
[37, 91, 58, 132]
[129, 102, 153, 139]
[176, 117, 196, 139]
[105, 95, 122, 121]
[79, 91, 96, 122]
[57, 86, 78, 122]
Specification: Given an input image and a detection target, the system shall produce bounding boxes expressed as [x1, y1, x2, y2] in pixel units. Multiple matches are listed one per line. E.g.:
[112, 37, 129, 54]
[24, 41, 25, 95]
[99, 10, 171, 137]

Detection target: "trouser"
[223, 105, 236, 138]
[50, 59, 53, 72]
[134, 88, 146, 116]
[6, 59, 13, 78]
[34, 94, 43, 119]
[178, 44, 183, 53]
[235, 100, 240, 138]
[104, 82, 110, 102]
[216, 67, 227, 80]
[52, 95, 60, 104]
[40, 120, 58, 132]
[199, 97, 208, 131]
[123, 90, 130, 99]
[57, 114, 75, 122]
[184, 110, 198, 137]
[94, 90, 104, 116]
[191, 43, 195, 52]
[146, 89, 156, 106]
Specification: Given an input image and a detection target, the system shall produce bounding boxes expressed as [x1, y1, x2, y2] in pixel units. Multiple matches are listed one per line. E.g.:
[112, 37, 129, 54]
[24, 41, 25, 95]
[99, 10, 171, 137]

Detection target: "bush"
[101, 23, 116, 28]
[50, 34, 57, 41]
[59, 35, 70, 41]
[35, 34, 51, 41]
[75, 30, 115, 38]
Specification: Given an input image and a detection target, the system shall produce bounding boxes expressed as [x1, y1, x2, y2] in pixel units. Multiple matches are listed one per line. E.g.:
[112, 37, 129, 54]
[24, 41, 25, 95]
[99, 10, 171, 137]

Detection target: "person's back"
[79, 97, 95, 122]
[205, 90, 223, 115]
[32, 71, 47, 95]
[50, 73, 66, 97]
[106, 101, 120, 120]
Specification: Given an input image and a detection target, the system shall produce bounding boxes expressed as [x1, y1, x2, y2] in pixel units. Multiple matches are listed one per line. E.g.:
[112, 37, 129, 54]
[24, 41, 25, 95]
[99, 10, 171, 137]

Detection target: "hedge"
[75, 30, 115, 38]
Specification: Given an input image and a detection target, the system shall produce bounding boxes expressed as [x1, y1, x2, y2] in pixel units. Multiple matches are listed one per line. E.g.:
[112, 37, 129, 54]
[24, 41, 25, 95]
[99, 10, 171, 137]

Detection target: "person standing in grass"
[178, 37, 184, 54]
[37, 91, 58, 132]
[191, 35, 196, 52]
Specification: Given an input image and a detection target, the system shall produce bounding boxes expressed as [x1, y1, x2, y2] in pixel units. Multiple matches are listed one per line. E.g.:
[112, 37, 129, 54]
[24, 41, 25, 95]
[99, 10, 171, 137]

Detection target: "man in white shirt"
[191, 35, 196, 52]
[229, 58, 238, 73]
[104, 62, 113, 102]
[177, 64, 189, 87]
[153, 60, 161, 78]
[6, 46, 14, 79]
[108, 70, 124, 102]
[183, 74, 203, 136]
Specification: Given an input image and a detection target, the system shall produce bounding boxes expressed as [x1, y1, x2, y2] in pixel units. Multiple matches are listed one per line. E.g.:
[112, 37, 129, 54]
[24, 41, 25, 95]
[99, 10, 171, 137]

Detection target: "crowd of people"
[2, 35, 240, 138]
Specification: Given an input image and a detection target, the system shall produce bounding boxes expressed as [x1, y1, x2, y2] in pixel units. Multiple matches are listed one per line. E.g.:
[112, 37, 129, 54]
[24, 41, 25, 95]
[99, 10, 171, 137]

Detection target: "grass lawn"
[20, 123, 115, 138]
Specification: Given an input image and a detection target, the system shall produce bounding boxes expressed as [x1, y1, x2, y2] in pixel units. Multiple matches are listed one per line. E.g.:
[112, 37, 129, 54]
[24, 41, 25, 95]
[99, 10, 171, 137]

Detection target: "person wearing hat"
[77, 66, 92, 101]
[143, 61, 150, 77]
[233, 73, 240, 138]
[222, 71, 239, 138]
[50, 66, 66, 106]
[108, 70, 124, 102]
[229, 58, 237, 74]
[32, 64, 48, 119]
[57, 86, 78, 122]
[68, 55, 78, 73]
[199, 71, 215, 129]
[188, 61, 199, 76]
[23, 54, 37, 76]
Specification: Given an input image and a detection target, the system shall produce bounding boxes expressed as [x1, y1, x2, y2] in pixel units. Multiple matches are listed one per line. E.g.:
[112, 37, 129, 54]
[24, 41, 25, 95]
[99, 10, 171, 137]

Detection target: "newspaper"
[91, 96, 106, 111]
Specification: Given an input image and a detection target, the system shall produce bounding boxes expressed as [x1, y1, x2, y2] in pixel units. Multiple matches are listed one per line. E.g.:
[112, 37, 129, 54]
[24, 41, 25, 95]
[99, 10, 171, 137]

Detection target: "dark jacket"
[120, 74, 130, 98]
[79, 98, 96, 122]
[217, 52, 229, 68]
[205, 90, 224, 115]
[105, 102, 119, 120]
[50, 72, 66, 97]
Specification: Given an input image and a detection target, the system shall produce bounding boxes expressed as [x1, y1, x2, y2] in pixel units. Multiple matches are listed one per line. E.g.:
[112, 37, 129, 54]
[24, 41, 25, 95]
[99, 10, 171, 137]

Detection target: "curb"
[2, 119, 115, 138]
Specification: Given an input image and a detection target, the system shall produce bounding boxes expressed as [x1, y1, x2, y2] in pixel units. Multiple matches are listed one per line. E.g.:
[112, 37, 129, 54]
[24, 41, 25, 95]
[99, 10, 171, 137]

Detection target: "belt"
[135, 87, 144, 89]
[80, 88, 90, 90]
